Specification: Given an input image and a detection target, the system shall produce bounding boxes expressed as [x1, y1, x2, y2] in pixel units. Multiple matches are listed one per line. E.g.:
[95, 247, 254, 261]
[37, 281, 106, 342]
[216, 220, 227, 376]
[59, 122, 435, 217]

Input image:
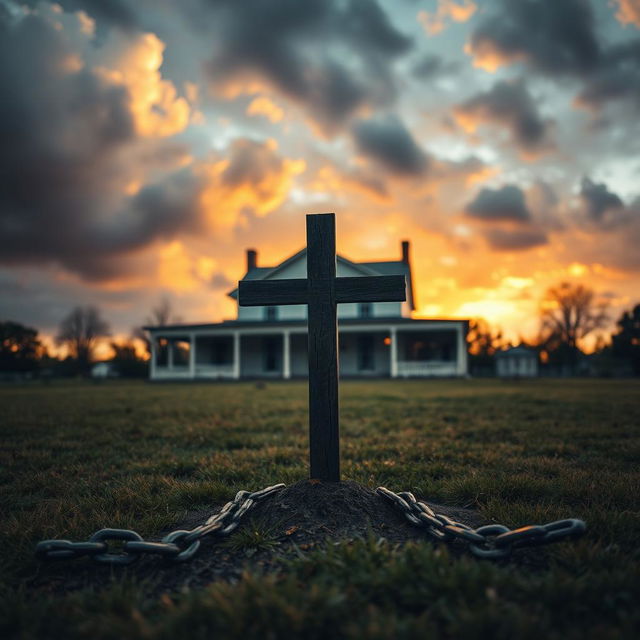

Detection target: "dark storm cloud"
[21, 0, 138, 29]
[467, 0, 640, 109]
[465, 185, 531, 222]
[455, 80, 553, 153]
[411, 53, 459, 79]
[580, 177, 624, 222]
[0, 11, 200, 280]
[221, 139, 293, 188]
[483, 227, 548, 251]
[577, 39, 640, 108]
[200, 0, 413, 130]
[468, 0, 600, 75]
[352, 116, 428, 176]
[103, 169, 204, 252]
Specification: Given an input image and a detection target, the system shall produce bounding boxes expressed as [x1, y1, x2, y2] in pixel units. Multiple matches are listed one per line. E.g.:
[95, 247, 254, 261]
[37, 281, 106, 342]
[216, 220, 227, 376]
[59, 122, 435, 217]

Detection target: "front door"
[263, 337, 280, 372]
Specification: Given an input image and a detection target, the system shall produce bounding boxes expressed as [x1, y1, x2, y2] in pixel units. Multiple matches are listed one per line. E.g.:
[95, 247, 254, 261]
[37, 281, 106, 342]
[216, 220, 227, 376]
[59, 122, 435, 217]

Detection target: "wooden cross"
[238, 213, 406, 481]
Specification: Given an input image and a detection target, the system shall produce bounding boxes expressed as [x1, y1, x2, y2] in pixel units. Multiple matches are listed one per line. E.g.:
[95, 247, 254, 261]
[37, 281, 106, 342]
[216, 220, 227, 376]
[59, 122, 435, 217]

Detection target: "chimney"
[401, 240, 410, 264]
[246, 249, 257, 272]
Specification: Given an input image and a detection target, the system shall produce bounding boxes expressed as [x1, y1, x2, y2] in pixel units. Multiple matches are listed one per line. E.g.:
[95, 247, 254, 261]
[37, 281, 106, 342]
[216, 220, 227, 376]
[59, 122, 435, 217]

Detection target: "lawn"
[1, 378, 639, 639]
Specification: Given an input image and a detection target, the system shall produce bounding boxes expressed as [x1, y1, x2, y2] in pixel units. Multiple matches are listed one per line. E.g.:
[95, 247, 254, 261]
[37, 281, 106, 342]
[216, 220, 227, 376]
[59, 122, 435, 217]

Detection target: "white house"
[495, 346, 539, 378]
[145, 241, 469, 380]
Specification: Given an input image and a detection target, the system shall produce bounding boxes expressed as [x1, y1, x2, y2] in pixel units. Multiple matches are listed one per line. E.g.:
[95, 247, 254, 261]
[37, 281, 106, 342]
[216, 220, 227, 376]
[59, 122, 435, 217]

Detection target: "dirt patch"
[29, 480, 488, 595]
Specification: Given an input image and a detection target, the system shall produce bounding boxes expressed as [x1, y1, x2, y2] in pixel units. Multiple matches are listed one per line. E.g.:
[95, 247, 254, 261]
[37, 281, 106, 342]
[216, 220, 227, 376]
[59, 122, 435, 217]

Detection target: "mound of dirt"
[30, 480, 488, 595]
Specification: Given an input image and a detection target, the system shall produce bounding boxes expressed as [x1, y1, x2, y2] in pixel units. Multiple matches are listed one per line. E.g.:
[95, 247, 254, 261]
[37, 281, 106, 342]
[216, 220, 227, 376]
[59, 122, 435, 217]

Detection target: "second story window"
[359, 303, 372, 318]
[265, 306, 278, 321]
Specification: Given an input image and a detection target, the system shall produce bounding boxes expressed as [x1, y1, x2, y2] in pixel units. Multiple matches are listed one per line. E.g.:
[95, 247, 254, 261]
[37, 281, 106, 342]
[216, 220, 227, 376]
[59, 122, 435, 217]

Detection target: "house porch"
[149, 321, 468, 380]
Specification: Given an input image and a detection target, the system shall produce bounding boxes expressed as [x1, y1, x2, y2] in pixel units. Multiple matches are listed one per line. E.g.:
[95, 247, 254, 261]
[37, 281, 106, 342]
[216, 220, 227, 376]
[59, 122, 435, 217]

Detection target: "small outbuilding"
[90, 362, 119, 379]
[495, 346, 538, 378]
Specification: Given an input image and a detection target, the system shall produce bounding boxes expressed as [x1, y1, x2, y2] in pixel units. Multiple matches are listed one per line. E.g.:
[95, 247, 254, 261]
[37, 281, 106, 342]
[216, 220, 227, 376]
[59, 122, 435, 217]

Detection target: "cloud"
[246, 96, 284, 123]
[95, 32, 191, 137]
[454, 80, 553, 155]
[614, 0, 640, 27]
[418, 1, 477, 36]
[464, 185, 549, 251]
[465, 0, 640, 110]
[352, 115, 428, 176]
[465, 185, 531, 222]
[199, 138, 306, 227]
[21, 0, 139, 30]
[576, 40, 640, 109]
[483, 227, 548, 251]
[411, 53, 460, 79]
[580, 177, 624, 223]
[0, 6, 302, 281]
[466, 0, 600, 75]
[201, 0, 412, 132]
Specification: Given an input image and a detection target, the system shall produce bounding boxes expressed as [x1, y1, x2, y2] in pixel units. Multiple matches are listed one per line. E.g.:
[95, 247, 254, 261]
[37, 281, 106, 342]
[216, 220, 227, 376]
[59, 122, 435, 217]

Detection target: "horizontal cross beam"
[238, 275, 406, 306]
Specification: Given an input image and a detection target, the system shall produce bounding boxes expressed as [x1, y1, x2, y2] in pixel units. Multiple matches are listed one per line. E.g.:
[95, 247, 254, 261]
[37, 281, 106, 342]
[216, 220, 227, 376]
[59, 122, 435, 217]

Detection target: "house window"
[265, 306, 278, 321]
[357, 335, 375, 370]
[173, 339, 190, 367]
[156, 338, 168, 366]
[359, 303, 372, 318]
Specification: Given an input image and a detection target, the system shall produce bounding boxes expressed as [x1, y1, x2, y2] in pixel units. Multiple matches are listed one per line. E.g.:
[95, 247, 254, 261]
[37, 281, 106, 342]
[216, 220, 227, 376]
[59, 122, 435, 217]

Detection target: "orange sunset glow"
[0, 0, 639, 353]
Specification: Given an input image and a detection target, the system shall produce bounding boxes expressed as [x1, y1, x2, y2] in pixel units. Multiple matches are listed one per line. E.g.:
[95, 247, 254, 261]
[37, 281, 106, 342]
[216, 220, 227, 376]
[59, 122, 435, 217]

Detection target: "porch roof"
[144, 317, 469, 333]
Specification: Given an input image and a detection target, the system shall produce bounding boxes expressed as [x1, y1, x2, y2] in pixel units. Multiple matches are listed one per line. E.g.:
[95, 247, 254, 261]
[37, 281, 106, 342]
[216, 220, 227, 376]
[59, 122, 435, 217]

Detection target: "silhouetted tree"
[0, 321, 43, 372]
[538, 282, 609, 374]
[109, 340, 148, 378]
[56, 306, 110, 374]
[467, 318, 504, 375]
[612, 303, 640, 375]
[133, 296, 181, 355]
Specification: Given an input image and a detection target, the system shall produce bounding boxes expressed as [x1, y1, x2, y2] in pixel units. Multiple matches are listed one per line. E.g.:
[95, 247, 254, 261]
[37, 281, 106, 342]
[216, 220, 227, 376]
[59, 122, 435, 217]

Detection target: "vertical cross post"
[306, 214, 340, 481]
[238, 212, 406, 482]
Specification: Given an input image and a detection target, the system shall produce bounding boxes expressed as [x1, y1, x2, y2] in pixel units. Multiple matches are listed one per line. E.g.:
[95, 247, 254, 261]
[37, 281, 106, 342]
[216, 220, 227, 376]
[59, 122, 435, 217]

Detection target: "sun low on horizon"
[1, 0, 639, 352]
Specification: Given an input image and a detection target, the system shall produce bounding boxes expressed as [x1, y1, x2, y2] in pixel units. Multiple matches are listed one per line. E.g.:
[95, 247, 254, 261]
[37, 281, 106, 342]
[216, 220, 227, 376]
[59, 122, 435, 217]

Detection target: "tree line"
[467, 282, 639, 377]
[1, 284, 639, 378]
[0, 298, 179, 379]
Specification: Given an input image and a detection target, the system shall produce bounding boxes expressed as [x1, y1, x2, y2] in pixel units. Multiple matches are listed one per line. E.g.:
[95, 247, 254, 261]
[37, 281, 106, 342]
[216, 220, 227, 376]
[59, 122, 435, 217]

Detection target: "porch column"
[456, 323, 468, 377]
[150, 335, 157, 379]
[283, 330, 291, 379]
[189, 332, 196, 379]
[390, 326, 398, 378]
[167, 337, 174, 369]
[232, 331, 241, 379]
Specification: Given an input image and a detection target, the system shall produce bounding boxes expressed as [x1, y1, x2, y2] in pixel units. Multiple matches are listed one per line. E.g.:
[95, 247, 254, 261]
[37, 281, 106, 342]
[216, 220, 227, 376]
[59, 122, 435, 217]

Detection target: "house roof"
[227, 248, 415, 310]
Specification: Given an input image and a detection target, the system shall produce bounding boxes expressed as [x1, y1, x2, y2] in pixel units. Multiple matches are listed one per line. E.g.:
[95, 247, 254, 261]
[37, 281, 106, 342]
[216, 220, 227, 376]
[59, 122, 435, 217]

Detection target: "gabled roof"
[227, 247, 415, 310]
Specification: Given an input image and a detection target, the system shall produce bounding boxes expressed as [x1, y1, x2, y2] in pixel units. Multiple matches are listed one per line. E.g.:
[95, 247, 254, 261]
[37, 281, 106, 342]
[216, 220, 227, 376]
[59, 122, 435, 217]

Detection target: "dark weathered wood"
[236, 211, 407, 483]
[306, 213, 340, 482]
[239, 279, 308, 306]
[335, 276, 406, 303]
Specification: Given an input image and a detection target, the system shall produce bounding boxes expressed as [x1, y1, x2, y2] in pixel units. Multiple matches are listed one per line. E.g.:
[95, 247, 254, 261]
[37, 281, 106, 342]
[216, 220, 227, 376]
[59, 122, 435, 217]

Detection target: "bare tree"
[56, 306, 111, 370]
[133, 296, 181, 354]
[540, 282, 609, 351]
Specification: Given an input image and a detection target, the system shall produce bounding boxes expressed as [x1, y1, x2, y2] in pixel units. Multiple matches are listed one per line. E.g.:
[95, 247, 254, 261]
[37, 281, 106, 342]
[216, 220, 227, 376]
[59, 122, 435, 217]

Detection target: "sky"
[1, 0, 639, 353]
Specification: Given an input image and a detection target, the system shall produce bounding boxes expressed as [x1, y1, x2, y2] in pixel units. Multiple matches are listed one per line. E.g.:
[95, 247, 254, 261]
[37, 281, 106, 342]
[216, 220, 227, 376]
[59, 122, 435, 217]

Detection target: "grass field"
[1, 378, 639, 639]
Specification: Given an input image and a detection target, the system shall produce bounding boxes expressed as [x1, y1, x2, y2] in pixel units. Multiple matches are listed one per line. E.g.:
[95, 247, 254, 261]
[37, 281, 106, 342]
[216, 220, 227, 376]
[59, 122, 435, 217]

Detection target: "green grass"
[1, 378, 639, 639]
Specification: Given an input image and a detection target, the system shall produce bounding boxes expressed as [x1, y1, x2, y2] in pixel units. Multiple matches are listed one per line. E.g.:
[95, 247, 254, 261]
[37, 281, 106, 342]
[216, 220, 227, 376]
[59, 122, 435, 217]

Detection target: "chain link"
[377, 486, 586, 559]
[35, 482, 586, 565]
[34, 484, 286, 565]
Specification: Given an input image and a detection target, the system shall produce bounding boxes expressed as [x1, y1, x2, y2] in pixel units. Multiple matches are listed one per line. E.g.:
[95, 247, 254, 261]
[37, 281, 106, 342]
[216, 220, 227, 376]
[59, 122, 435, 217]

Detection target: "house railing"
[396, 361, 457, 377]
[195, 364, 235, 379]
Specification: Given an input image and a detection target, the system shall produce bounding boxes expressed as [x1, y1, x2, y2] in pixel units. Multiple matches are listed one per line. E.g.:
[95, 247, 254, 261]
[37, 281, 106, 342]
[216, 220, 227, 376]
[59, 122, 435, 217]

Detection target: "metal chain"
[376, 486, 586, 559]
[35, 484, 286, 565]
[35, 483, 586, 565]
